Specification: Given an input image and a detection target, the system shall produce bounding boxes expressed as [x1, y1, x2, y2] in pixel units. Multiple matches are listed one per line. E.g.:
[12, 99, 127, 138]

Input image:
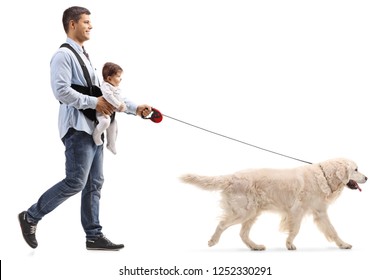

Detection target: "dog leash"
[143, 108, 313, 165]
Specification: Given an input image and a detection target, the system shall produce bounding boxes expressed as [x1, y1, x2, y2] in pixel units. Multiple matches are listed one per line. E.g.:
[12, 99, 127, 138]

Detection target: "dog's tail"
[180, 174, 232, 191]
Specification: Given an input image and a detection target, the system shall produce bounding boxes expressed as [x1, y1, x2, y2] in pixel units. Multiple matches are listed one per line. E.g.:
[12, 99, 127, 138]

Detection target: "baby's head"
[102, 62, 123, 87]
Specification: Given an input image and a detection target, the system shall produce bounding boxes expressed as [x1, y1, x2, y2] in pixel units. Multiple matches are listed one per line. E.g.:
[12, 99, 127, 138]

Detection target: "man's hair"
[102, 62, 123, 81]
[62, 6, 91, 33]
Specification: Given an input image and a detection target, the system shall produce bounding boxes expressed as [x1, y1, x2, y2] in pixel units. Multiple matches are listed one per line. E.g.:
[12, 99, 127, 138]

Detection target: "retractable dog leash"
[143, 107, 313, 165]
[143, 108, 365, 193]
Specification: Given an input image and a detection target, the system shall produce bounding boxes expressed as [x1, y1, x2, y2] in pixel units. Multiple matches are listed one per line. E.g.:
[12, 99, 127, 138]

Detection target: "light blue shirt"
[50, 37, 138, 139]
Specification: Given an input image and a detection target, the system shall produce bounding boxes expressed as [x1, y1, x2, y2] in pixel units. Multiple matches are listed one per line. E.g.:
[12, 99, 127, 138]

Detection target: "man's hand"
[96, 96, 115, 116]
[136, 104, 152, 118]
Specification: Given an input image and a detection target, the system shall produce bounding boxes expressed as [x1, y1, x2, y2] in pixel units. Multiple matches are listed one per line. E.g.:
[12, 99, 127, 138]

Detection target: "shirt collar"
[66, 37, 84, 54]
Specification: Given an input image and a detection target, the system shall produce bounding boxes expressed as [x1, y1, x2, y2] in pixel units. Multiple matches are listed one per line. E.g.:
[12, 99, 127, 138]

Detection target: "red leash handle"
[142, 107, 163, 123]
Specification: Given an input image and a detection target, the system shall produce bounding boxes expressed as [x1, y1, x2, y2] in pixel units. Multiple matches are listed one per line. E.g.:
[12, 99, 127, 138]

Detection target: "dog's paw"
[208, 239, 217, 247]
[286, 242, 296, 250]
[338, 242, 352, 249]
[250, 244, 266, 251]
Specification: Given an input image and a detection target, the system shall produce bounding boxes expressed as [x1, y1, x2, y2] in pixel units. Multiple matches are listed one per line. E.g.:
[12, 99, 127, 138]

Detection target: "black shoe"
[86, 235, 124, 251]
[18, 211, 38, 249]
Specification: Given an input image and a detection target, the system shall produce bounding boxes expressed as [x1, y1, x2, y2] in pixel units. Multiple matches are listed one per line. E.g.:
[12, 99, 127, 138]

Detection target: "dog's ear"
[336, 167, 347, 182]
[319, 159, 346, 195]
[335, 160, 351, 184]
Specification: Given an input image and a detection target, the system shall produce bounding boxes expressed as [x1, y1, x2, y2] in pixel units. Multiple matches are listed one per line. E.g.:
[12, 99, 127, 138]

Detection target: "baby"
[93, 62, 126, 154]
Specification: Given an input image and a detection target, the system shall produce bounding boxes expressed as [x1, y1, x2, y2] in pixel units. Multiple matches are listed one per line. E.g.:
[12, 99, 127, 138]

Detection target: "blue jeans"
[27, 128, 104, 239]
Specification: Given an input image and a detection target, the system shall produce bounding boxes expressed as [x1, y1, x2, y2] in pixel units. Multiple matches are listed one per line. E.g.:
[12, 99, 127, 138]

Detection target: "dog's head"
[318, 158, 368, 196]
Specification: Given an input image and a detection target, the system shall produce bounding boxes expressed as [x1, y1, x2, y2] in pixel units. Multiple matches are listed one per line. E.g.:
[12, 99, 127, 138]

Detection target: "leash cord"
[162, 114, 312, 165]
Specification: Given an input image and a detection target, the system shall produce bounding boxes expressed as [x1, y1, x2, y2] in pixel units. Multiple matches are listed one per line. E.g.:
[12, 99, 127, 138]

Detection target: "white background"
[1, 0, 389, 279]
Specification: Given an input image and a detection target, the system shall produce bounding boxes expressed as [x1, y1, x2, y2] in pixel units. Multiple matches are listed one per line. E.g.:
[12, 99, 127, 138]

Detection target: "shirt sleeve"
[123, 98, 138, 115]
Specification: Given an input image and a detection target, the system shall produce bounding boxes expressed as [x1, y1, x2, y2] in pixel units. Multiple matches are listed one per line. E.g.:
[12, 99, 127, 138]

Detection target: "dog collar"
[318, 164, 332, 191]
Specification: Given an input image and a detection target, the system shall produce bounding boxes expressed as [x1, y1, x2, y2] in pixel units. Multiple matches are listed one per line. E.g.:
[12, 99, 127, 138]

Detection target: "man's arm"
[50, 50, 97, 110]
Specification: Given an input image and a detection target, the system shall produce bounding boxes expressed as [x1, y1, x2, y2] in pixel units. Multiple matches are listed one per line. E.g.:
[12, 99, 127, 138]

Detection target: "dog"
[180, 158, 367, 250]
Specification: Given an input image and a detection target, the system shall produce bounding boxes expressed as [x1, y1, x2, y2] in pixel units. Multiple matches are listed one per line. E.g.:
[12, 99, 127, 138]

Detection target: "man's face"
[72, 14, 92, 43]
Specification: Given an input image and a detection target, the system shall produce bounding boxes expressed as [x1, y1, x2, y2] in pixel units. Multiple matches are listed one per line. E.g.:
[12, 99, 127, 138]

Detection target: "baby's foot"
[93, 131, 103, 146]
[107, 145, 117, 155]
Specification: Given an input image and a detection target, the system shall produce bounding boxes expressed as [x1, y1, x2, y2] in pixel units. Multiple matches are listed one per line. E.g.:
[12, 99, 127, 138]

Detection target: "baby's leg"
[106, 119, 118, 154]
[93, 114, 110, 145]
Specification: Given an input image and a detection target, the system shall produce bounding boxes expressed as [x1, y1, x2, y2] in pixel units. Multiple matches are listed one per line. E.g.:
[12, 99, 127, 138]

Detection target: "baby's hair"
[102, 62, 123, 82]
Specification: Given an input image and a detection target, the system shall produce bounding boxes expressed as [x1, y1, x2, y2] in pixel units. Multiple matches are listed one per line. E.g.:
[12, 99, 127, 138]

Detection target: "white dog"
[180, 158, 367, 250]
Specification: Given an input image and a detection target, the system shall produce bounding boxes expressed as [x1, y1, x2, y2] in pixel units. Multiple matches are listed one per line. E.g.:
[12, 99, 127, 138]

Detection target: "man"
[18, 6, 152, 251]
